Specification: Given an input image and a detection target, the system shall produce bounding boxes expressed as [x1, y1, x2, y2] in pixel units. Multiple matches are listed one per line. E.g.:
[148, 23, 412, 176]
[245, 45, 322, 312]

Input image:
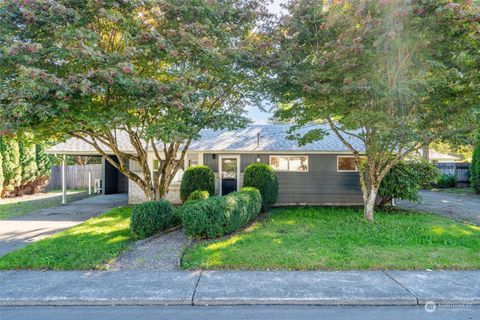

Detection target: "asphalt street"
[0, 305, 478, 320]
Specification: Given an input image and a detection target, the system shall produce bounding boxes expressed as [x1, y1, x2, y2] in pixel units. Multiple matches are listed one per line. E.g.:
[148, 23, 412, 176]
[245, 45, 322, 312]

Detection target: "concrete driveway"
[0, 194, 128, 257]
[397, 190, 480, 225]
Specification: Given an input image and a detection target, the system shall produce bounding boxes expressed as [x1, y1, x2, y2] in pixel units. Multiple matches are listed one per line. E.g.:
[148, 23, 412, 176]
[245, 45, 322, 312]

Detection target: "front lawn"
[182, 207, 480, 270]
[0, 207, 134, 270]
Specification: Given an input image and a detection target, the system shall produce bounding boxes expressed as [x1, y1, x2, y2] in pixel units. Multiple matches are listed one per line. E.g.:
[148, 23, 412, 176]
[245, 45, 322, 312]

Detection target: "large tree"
[0, 0, 266, 200]
[268, 0, 480, 221]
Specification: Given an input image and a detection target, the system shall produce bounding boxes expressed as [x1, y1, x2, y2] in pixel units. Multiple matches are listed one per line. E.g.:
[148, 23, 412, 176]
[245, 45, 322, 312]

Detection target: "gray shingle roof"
[47, 124, 364, 154]
[189, 124, 364, 152]
[47, 131, 137, 155]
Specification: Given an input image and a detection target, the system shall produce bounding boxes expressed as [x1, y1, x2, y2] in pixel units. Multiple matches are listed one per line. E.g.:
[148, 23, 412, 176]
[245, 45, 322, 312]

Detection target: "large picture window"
[269, 155, 308, 172]
[337, 156, 357, 172]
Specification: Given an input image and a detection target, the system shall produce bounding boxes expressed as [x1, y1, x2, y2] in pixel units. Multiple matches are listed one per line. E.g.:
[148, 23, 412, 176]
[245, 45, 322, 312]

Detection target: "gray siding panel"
[201, 153, 362, 205]
[203, 153, 218, 172]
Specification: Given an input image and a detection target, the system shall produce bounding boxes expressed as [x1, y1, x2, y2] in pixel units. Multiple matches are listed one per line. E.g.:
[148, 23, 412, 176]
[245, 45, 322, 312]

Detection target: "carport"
[47, 140, 130, 204]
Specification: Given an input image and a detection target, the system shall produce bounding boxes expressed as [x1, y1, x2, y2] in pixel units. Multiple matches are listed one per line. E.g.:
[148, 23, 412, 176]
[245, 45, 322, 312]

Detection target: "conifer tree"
[471, 131, 480, 194]
[1, 137, 22, 193]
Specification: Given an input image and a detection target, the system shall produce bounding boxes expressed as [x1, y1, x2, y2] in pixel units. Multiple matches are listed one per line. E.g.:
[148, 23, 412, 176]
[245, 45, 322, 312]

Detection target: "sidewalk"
[1, 270, 479, 306]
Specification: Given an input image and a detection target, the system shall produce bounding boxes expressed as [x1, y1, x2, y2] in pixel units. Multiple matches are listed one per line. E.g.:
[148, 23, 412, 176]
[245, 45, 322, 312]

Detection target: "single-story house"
[48, 124, 365, 205]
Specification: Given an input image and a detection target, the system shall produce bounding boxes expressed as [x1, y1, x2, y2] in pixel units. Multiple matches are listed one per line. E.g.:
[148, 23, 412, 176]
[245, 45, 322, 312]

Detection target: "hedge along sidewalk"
[0, 207, 134, 270]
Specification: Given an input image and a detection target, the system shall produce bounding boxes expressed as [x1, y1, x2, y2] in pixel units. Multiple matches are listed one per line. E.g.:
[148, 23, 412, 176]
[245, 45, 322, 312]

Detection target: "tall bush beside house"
[130, 200, 179, 238]
[19, 140, 38, 190]
[378, 161, 440, 206]
[0, 137, 22, 195]
[0, 150, 3, 191]
[471, 132, 480, 194]
[181, 187, 262, 238]
[180, 165, 215, 202]
[35, 143, 52, 177]
[243, 163, 279, 211]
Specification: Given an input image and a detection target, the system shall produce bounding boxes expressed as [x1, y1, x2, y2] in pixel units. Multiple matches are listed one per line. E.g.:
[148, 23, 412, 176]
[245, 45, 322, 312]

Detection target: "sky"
[246, 0, 286, 124]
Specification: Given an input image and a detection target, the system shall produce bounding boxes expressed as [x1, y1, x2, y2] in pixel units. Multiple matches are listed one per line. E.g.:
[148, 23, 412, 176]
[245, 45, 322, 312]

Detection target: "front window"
[269, 155, 308, 172]
[337, 156, 357, 172]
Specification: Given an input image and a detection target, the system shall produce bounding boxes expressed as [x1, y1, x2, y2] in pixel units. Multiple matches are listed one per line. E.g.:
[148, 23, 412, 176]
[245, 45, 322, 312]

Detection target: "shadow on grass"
[0, 207, 134, 270]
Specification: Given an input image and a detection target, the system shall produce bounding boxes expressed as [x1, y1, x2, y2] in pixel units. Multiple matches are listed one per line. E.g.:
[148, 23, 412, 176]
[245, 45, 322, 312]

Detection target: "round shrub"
[437, 173, 456, 188]
[243, 163, 278, 211]
[180, 165, 215, 203]
[379, 160, 439, 206]
[187, 190, 210, 201]
[130, 200, 179, 238]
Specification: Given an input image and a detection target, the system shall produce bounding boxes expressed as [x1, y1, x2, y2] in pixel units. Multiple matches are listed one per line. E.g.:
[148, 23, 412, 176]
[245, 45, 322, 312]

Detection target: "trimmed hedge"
[180, 187, 262, 238]
[187, 190, 210, 201]
[243, 163, 278, 211]
[130, 200, 179, 238]
[180, 165, 215, 203]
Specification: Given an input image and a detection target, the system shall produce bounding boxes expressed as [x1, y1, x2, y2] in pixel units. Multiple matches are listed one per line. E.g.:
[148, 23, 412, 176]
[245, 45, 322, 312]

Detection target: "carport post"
[88, 172, 92, 195]
[62, 154, 67, 205]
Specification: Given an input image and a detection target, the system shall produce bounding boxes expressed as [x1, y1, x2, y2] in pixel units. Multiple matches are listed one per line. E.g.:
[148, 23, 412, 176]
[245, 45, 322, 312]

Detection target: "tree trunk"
[363, 186, 378, 222]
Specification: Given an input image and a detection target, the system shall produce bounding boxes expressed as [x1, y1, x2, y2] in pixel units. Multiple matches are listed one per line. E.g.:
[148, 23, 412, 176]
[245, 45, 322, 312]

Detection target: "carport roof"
[47, 124, 365, 155]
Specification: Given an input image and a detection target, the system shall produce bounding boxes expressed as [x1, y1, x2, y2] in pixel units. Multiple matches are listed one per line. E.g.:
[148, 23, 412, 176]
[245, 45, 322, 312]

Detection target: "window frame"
[336, 156, 358, 172]
[269, 155, 309, 172]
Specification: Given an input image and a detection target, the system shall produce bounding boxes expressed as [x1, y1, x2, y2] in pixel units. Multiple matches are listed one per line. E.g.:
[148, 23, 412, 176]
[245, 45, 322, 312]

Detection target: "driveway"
[397, 190, 480, 225]
[0, 194, 128, 257]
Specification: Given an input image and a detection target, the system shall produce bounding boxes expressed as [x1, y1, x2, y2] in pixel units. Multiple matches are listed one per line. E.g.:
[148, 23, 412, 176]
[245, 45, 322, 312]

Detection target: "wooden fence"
[46, 164, 102, 190]
[435, 162, 470, 187]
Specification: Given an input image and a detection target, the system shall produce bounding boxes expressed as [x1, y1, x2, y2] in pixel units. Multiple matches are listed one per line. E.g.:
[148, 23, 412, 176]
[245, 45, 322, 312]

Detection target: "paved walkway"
[397, 190, 480, 225]
[0, 194, 128, 257]
[0, 190, 86, 205]
[0, 270, 479, 306]
[111, 229, 190, 271]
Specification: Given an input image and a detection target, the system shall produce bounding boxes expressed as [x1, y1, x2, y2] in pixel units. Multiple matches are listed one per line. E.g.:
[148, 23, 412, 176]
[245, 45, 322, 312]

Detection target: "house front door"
[219, 155, 240, 196]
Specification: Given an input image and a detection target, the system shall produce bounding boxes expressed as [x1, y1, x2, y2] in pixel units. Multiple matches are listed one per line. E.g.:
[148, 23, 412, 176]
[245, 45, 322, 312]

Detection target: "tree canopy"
[0, 0, 268, 199]
[267, 0, 480, 220]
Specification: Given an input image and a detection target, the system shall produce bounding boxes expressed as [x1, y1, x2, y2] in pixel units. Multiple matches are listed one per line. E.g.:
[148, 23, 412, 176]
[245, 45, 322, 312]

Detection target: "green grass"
[0, 207, 134, 270]
[182, 207, 480, 271]
[0, 191, 90, 220]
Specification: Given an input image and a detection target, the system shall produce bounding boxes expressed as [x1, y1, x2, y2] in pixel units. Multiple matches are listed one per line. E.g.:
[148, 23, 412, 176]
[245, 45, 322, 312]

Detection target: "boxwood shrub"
[187, 190, 210, 201]
[180, 187, 262, 238]
[243, 163, 278, 211]
[130, 200, 179, 238]
[180, 165, 215, 202]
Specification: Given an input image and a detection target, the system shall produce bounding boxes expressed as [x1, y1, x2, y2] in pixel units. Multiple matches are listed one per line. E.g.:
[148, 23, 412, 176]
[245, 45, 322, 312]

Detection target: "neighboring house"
[47, 124, 365, 205]
[419, 146, 462, 163]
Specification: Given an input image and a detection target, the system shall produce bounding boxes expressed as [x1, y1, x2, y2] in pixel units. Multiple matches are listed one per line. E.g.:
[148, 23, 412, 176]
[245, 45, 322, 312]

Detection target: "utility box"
[94, 179, 103, 194]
